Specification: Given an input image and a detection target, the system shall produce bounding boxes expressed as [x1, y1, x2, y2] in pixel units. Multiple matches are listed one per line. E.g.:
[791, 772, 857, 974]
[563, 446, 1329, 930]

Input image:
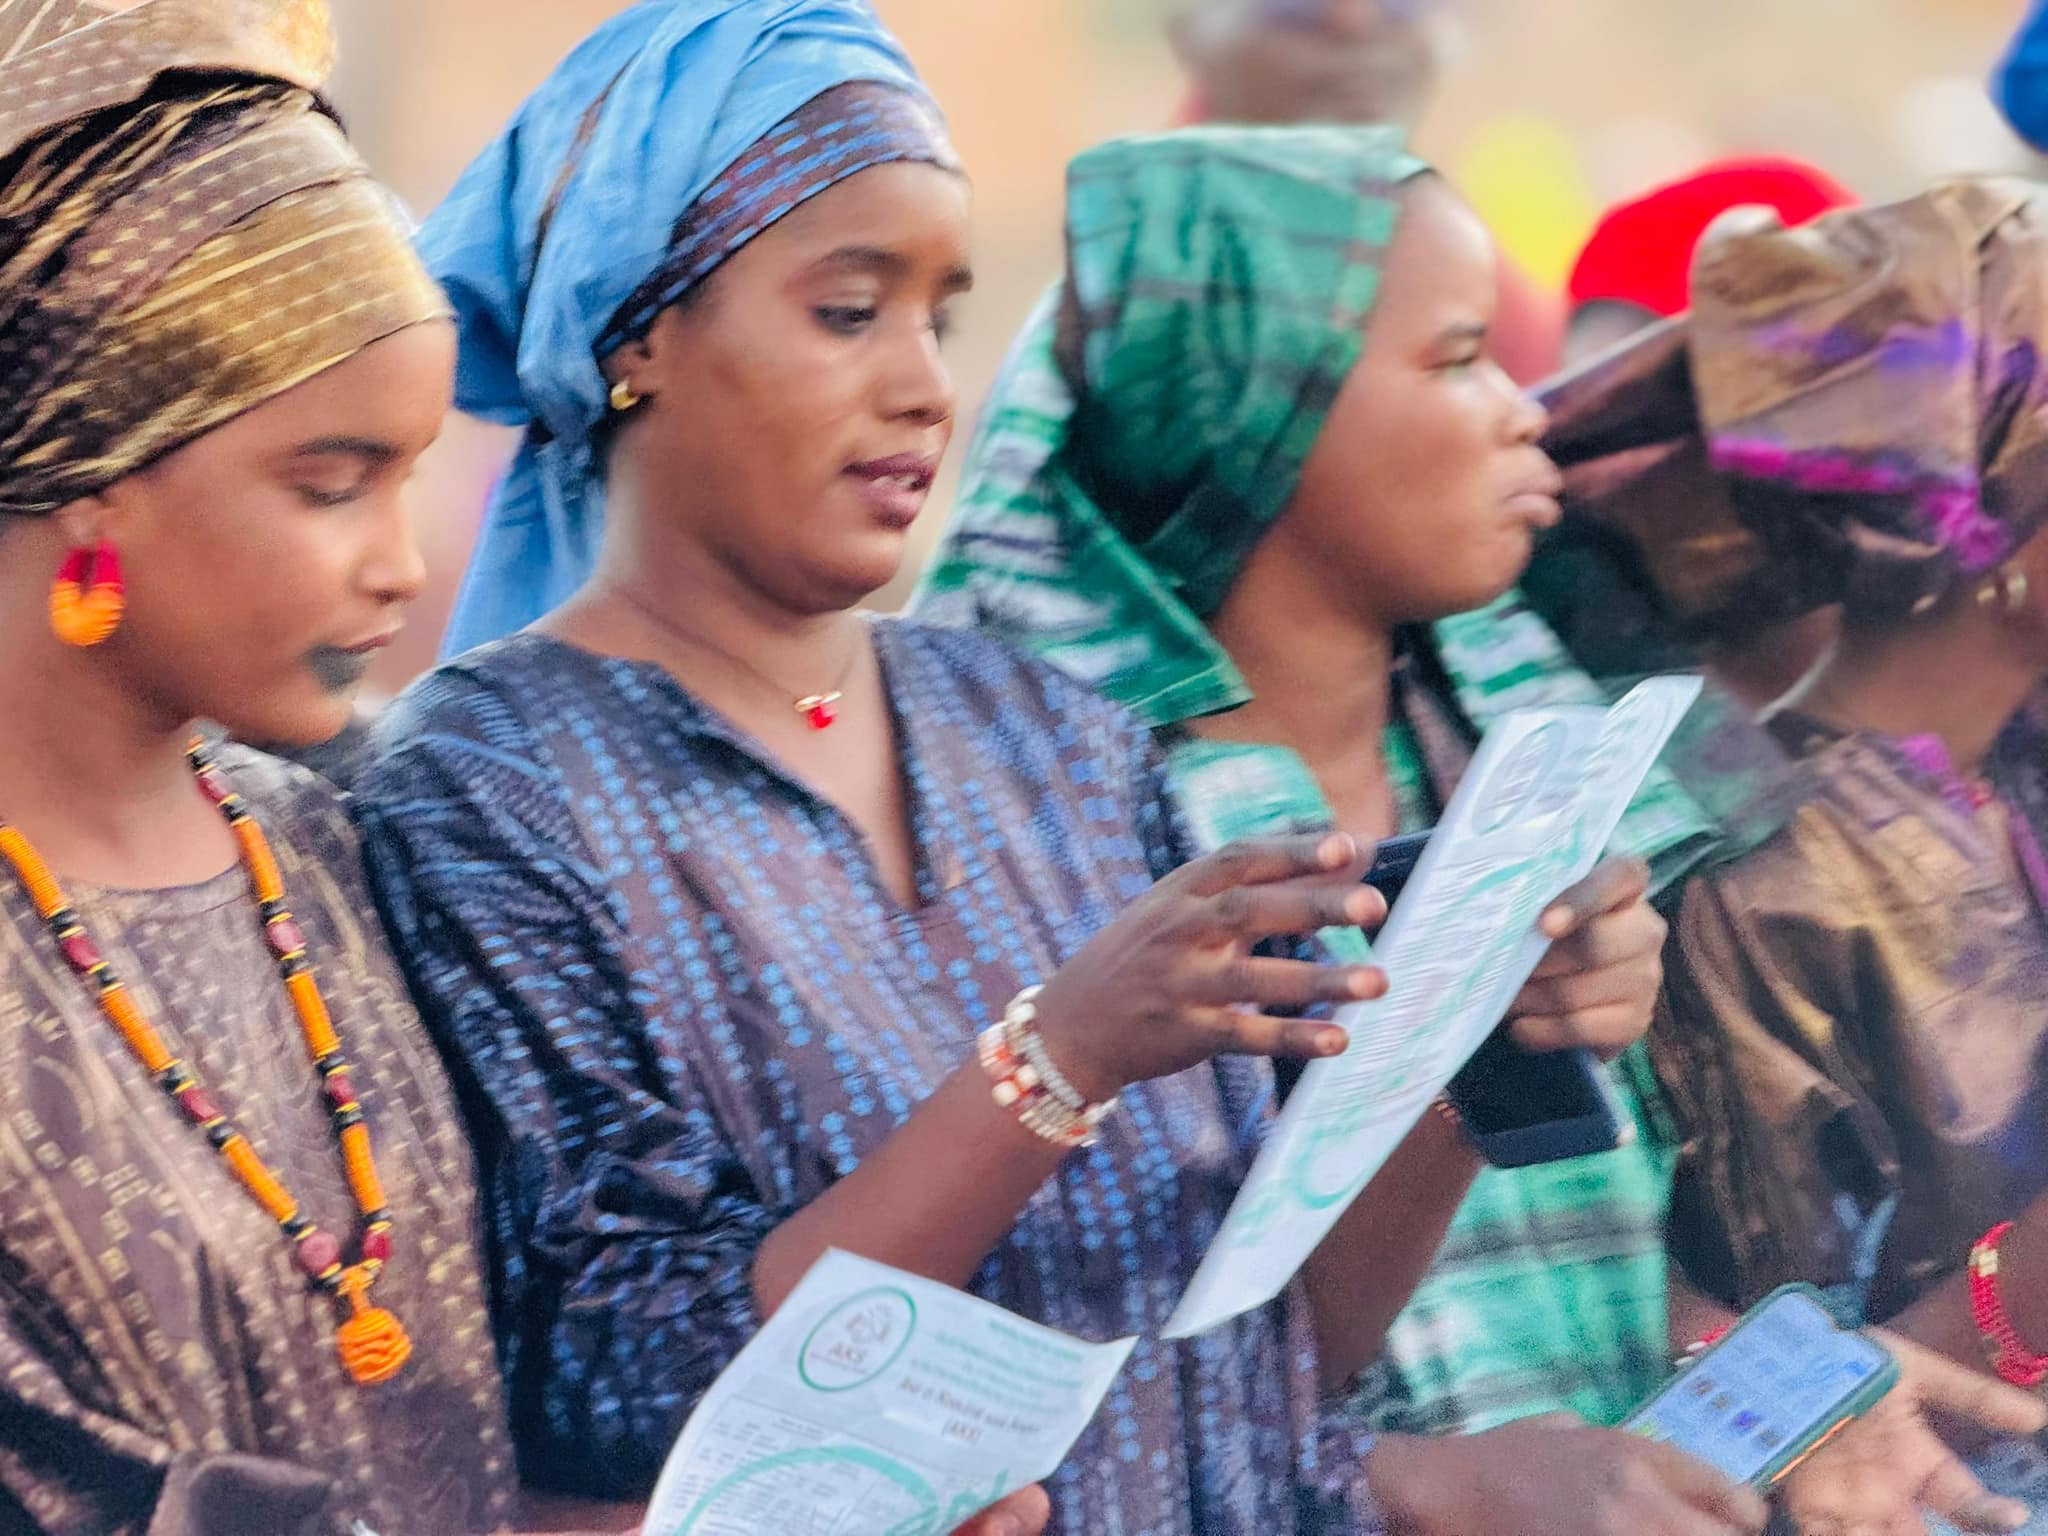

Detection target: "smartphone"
[1363, 833, 1631, 1169]
[1442, 1028, 1633, 1168]
[1360, 832, 1431, 898]
[1624, 1285, 1899, 1490]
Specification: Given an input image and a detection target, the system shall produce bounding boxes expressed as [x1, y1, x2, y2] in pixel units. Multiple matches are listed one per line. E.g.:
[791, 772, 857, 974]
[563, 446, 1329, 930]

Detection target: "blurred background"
[326, 0, 2040, 689]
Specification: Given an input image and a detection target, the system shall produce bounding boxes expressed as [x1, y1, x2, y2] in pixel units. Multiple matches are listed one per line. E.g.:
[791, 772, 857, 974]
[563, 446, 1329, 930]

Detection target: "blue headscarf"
[420, 0, 956, 655]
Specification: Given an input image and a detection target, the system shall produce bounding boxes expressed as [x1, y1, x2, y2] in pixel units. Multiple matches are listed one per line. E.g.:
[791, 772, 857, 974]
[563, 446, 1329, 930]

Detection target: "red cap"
[1568, 156, 1855, 318]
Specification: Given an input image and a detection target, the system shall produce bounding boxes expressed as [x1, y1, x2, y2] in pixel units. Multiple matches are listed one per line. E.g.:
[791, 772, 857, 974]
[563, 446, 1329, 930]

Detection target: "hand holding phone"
[1442, 1026, 1631, 1167]
[1625, 1286, 1899, 1491]
[1776, 1328, 2045, 1535]
[1363, 834, 1631, 1168]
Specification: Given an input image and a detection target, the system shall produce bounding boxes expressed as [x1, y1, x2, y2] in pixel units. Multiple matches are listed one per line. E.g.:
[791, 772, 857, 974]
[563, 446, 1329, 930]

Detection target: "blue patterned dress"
[354, 622, 1380, 1534]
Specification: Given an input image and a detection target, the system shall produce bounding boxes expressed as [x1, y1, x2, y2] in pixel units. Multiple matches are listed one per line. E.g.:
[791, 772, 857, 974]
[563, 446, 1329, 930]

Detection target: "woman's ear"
[600, 331, 657, 394]
[52, 488, 122, 550]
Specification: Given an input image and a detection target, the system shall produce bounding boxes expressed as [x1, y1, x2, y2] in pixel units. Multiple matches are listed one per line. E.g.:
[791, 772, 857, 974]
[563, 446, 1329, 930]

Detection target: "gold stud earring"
[1975, 566, 2032, 615]
[2005, 567, 2032, 615]
[608, 378, 643, 414]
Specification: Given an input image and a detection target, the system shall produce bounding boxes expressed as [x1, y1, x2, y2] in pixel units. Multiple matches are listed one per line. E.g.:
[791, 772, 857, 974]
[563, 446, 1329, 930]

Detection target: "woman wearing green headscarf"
[918, 126, 2042, 1536]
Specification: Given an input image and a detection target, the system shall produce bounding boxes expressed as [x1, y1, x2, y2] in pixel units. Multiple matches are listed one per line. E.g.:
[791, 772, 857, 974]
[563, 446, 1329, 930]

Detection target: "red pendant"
[796, 691, 843, 731]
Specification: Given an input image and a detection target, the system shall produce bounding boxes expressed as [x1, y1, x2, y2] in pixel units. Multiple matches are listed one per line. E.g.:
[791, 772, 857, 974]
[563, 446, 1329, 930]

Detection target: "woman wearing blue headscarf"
[356, 4, 1672, 1528]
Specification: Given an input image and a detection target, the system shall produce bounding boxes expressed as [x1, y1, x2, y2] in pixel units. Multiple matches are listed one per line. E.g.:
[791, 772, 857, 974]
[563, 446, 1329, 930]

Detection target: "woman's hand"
[1369, 1416, 1770, 1536]
[1033, 834, 1386, 1101]
[1508, 857, 1666, 1060]
[1775, 1330, 2047, 1536]
[952, 1485, 1053, 1536]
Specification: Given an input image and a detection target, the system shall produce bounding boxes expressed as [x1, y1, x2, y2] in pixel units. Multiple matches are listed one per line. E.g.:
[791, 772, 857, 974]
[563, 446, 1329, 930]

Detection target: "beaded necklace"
[0, 739, 411, 1387]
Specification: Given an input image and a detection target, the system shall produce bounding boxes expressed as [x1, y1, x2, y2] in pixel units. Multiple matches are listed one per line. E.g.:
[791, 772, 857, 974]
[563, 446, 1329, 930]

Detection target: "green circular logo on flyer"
[798, 1286, 918, 1393]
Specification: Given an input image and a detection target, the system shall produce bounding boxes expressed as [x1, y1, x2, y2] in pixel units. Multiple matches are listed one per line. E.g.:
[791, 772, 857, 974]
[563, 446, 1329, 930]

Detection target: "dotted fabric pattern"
[358, 620, 1387, 1534]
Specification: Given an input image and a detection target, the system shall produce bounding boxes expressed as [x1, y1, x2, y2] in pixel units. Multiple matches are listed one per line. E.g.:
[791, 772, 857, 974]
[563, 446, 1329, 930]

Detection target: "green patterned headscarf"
[917, 125, 1764, 883]
[919, 125, 1423, 726]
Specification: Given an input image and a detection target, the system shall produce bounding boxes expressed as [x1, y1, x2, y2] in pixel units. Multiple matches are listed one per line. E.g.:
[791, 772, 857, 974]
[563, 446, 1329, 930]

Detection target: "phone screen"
[1625, 1289, 1893, 1486]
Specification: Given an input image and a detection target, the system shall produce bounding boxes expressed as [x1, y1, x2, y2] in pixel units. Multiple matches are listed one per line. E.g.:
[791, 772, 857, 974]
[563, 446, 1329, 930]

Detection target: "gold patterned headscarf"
[0, 0, 448, 518]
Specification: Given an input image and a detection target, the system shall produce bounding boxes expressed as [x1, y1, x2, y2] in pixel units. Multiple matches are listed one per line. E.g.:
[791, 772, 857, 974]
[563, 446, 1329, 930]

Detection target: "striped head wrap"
[0, 0, 448, 518]
[420, 1, 958, 656]
[597, 82, 951, 357]
[917, 125, 1425, 726]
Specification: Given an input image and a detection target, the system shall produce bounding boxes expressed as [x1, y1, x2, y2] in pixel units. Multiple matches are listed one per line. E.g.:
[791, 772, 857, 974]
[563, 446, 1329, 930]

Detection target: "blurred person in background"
[920, 126, 2043, 1536]
[1557, 184, 2048, 1483]
[1167, 0, 1565, 384]
[1168, 0, 1440, 127]
[1995, 0, 2048, 153]
[1563, 157, 1856, 367]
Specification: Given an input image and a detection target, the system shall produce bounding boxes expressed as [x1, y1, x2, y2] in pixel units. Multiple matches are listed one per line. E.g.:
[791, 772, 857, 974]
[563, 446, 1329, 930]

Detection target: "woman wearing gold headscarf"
[0, 2, 522, 1532]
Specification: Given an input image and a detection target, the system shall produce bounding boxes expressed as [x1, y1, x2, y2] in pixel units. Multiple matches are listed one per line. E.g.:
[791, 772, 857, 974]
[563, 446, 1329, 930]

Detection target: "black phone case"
[1363, 832, 1626, 1169]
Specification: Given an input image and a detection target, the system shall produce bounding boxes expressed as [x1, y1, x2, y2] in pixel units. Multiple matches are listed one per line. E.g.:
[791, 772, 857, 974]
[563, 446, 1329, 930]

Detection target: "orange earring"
[49, 539, 125, 647]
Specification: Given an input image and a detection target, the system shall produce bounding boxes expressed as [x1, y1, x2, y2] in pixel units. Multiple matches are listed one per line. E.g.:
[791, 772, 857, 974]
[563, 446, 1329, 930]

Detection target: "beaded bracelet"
[1009, 986, 1091, 1113]
[1969, 1221, 2048, 1387]
[977, 986, 1118, 1148]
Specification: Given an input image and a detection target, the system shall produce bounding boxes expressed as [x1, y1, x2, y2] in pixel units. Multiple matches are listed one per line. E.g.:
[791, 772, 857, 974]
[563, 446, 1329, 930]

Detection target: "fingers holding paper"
[1031, 834, 1389, 1101]
[1509, 856, 1665, 1060]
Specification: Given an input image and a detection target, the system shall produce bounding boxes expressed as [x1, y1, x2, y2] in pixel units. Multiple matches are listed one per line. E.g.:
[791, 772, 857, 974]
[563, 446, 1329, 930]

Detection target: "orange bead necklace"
[0, 739, 411, 1386]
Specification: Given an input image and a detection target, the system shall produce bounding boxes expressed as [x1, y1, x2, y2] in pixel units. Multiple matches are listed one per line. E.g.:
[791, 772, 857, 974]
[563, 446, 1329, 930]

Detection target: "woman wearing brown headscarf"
[0, 3, 511, 1531]
[1545, 182, 2048, 1390]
